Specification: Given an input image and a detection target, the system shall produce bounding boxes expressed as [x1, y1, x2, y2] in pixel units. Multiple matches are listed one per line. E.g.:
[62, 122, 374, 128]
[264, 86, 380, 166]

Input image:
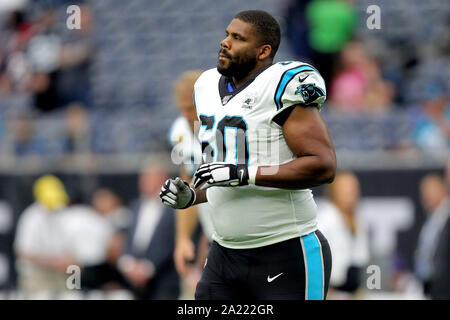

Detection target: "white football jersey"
[194, 61, 327, 249]
[168, 116, 215, 241]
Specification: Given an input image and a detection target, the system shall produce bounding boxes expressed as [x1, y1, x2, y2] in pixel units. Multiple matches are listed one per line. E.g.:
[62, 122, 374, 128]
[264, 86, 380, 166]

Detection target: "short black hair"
[234, 10, 281, 59]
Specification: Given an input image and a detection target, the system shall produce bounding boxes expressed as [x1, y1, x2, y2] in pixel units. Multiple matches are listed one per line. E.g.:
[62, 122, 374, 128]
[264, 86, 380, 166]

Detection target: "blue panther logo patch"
[295, 83, 325, 105]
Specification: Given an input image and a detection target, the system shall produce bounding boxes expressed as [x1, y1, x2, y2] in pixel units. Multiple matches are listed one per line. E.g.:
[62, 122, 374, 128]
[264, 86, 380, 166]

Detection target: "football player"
[160, 10, 336, 300]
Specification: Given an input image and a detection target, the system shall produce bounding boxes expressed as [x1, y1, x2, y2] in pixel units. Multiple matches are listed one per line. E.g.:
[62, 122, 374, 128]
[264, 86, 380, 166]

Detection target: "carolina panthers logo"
[295, 83, 324, 105]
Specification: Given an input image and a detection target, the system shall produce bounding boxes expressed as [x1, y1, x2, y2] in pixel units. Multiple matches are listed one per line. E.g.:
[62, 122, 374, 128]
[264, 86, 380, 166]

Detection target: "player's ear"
[257, 44, 272, 61]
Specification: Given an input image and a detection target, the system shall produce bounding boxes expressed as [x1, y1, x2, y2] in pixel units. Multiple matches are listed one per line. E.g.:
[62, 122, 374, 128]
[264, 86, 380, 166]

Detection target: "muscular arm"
[192, 189, 207, 205]
[255, 106, 336, 189]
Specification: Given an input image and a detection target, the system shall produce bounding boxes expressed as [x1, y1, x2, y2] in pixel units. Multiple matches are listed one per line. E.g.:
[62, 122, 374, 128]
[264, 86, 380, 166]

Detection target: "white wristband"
[248, 166, 258, 185]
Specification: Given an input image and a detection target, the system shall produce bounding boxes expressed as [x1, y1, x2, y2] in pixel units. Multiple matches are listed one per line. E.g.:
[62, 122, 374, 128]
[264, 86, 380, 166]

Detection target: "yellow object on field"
[33, 175, 69, 210]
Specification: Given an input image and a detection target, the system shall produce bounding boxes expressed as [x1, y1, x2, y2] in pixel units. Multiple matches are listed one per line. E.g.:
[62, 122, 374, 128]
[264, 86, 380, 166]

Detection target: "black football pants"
[195, 230, 332, 300]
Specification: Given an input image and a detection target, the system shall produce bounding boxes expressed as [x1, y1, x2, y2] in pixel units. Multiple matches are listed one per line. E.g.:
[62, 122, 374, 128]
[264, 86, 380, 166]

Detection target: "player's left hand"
[193, 162, 249, 190]
[160, 177, 196, 209]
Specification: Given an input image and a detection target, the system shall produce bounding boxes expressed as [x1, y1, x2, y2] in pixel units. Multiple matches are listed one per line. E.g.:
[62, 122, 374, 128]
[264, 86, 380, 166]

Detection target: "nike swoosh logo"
[239, 169, 244, 182]
[267, 273, 283, 283]
[299, 74, 309, 83]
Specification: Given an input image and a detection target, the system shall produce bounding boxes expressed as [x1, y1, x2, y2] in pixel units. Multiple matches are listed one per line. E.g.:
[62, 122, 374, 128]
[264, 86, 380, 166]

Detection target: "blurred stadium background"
[0, 0, 448, 299]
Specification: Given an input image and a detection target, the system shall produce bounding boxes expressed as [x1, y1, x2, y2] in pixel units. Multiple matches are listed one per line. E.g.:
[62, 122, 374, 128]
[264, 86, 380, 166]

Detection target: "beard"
[217, 49, 257, 80]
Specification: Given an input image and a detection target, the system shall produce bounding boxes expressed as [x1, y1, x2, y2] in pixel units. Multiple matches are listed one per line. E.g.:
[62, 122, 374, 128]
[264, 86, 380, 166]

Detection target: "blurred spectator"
[92, 187, 131, 287]
[57, 3, 93, 107]
[25, 7, 61, 111]
[14, 175, 130, 295]
[118, 162, 179, 299]
[92, 188, 131, 233]
[0, 53, 12, 94]
[173, 70, 202, 135]
[13, 174, 72, 294]
[0, 0, 28, 15]
[61, 186, 133, 292]
[305, 0, 357, 85]
[428, 165, 450, 301]
[11, 114, 45, 158]
[21, 3, 93, 112]
[446, 160, 450, 188]
[317, 171, 369, 299]
[329, 40, 395, 114]
[414, 173, 450, 299]
[409, 82, 450, 151]
[4, 10, 33, 50]
[0, 199, 13, 289]
[63, 196, 118, 291]
[62, 103, 92, 155]
[0, 9, 34, 95]
[283, 0, 314, 64]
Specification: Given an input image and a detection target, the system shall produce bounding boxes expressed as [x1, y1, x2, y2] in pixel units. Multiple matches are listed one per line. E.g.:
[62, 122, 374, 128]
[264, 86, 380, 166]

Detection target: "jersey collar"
[218, 63, 273, 106]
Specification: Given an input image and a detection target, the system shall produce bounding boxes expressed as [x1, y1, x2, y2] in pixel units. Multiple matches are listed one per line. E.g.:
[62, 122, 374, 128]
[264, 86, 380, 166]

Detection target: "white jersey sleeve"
[270, 62, 326, 124]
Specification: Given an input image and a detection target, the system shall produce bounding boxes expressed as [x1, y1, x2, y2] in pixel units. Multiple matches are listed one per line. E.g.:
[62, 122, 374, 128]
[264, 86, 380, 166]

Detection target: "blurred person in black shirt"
[118, 162, 179, 299]
[26, 7, 61, 111]
[414, 173, 450, 299]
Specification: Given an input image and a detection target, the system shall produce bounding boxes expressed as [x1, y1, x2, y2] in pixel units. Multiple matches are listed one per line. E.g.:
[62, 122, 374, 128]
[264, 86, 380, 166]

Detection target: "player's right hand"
[159, 177, 196, 209]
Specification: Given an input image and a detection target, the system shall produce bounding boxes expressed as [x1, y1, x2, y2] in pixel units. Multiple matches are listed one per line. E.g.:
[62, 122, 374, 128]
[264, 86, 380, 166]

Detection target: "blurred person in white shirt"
[317, 171, 369, 299]
[14, 175, 128, 295]
[63, 190, 127, 291]
[89, 187, 133, 290]
[14, 175, 73, 294]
